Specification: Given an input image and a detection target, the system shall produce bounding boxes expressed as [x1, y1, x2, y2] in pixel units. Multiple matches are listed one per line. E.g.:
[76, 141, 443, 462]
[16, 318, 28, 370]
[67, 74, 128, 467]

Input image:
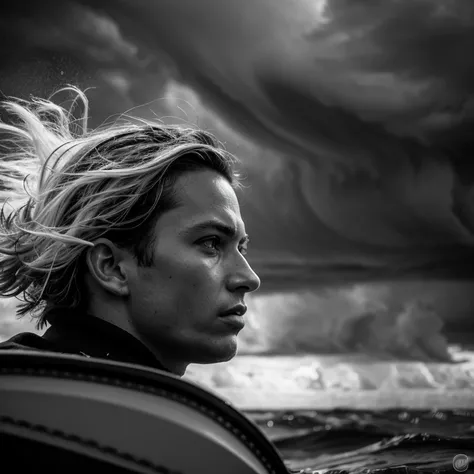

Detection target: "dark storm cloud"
[1, 0, 474, 287]
[0, 1, 170, 113]
[307, 0, 474, 148]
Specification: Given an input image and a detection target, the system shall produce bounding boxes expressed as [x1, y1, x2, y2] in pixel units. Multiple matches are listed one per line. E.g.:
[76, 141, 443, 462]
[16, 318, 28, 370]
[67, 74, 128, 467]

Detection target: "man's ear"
[84, 238, 131, 297]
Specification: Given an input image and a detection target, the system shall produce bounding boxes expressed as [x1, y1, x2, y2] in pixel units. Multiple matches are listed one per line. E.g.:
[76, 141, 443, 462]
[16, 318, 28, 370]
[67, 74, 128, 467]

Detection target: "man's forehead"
[174, 170, 237, 203]
[159, 170, 247, 236]
[173, 171, 242, 218]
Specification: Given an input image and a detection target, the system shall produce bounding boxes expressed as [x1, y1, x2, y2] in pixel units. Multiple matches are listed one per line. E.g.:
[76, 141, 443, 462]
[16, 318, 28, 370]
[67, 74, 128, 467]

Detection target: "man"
[0, 88, 260, 376]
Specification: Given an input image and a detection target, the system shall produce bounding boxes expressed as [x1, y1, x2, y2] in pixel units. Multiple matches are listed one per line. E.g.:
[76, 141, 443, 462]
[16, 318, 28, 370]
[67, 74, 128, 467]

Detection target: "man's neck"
[87, 307, 189, 376]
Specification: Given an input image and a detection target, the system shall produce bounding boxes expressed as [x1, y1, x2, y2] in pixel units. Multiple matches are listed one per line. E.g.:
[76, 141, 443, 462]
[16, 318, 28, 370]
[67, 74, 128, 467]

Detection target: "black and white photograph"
[1, 1, 474, 472]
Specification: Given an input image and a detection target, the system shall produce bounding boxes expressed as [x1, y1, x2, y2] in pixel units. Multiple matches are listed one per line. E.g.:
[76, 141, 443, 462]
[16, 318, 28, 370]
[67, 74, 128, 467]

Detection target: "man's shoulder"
[0, 332, 54, 352]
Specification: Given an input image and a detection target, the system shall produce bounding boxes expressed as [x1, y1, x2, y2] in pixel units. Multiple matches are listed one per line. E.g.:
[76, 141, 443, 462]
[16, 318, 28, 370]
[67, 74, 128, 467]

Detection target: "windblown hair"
[0, 88, 240, 329]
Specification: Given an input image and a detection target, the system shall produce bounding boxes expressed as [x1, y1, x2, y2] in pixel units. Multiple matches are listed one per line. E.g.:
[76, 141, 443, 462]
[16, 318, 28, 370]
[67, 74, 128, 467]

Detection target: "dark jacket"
[0, 311, 169, 372]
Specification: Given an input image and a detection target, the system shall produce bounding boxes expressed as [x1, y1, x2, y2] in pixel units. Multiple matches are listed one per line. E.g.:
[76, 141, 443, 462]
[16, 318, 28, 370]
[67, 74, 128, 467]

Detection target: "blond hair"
[0, 88, 239, 328]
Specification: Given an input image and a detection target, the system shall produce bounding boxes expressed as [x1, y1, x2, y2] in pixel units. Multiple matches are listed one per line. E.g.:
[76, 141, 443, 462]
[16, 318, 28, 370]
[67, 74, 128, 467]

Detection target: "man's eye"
[201, 237, 220, 251]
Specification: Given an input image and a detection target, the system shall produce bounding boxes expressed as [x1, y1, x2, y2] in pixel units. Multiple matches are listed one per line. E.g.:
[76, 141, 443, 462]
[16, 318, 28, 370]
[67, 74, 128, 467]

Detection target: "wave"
[247, 410, 474, 473]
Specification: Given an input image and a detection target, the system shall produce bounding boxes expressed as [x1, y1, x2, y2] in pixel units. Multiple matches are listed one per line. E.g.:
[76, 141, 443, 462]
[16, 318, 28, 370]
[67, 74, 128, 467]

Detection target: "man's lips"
[219, 314, 246, 330]
[219, 304, 247, 330]
[220, 304, 247, 317]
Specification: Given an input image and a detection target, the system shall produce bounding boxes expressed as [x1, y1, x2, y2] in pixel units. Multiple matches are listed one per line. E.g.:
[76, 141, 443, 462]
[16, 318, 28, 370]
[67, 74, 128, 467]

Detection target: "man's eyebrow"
[181, 220, 249, 243]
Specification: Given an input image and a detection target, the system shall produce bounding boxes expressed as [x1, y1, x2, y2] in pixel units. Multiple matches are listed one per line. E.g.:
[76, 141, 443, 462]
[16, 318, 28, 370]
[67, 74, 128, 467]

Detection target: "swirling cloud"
[1, 0, 474, 287]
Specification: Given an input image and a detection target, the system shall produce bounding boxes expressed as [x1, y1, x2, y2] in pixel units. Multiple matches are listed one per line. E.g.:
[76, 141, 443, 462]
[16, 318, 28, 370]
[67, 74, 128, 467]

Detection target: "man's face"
[125, 169, 260, 372]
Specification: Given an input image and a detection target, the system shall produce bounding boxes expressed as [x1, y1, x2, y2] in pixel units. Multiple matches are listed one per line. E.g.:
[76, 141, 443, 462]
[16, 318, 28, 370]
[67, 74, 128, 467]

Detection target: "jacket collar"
[43, 311, 170, 373]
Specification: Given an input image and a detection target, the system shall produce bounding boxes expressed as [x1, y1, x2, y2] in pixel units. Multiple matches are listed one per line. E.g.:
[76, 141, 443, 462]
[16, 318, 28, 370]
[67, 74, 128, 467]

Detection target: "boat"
[0, 350, 289, 474]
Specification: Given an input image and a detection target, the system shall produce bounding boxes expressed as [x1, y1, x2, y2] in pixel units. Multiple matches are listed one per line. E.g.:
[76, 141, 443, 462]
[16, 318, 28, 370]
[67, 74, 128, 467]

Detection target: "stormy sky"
[1, 0, 474, 291]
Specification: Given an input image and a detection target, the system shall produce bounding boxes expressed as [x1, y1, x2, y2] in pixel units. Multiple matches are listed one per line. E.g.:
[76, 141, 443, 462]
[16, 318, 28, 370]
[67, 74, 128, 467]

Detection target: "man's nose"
[227, 256, 261, 293]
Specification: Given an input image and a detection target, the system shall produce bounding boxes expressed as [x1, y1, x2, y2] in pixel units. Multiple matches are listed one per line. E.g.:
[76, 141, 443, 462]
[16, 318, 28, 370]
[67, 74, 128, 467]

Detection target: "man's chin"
[194, 341, 238, 365]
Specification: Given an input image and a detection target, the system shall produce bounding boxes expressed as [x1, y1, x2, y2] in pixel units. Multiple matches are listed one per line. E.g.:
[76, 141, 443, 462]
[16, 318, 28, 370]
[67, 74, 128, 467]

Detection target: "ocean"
[185, 350, 474, 473]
